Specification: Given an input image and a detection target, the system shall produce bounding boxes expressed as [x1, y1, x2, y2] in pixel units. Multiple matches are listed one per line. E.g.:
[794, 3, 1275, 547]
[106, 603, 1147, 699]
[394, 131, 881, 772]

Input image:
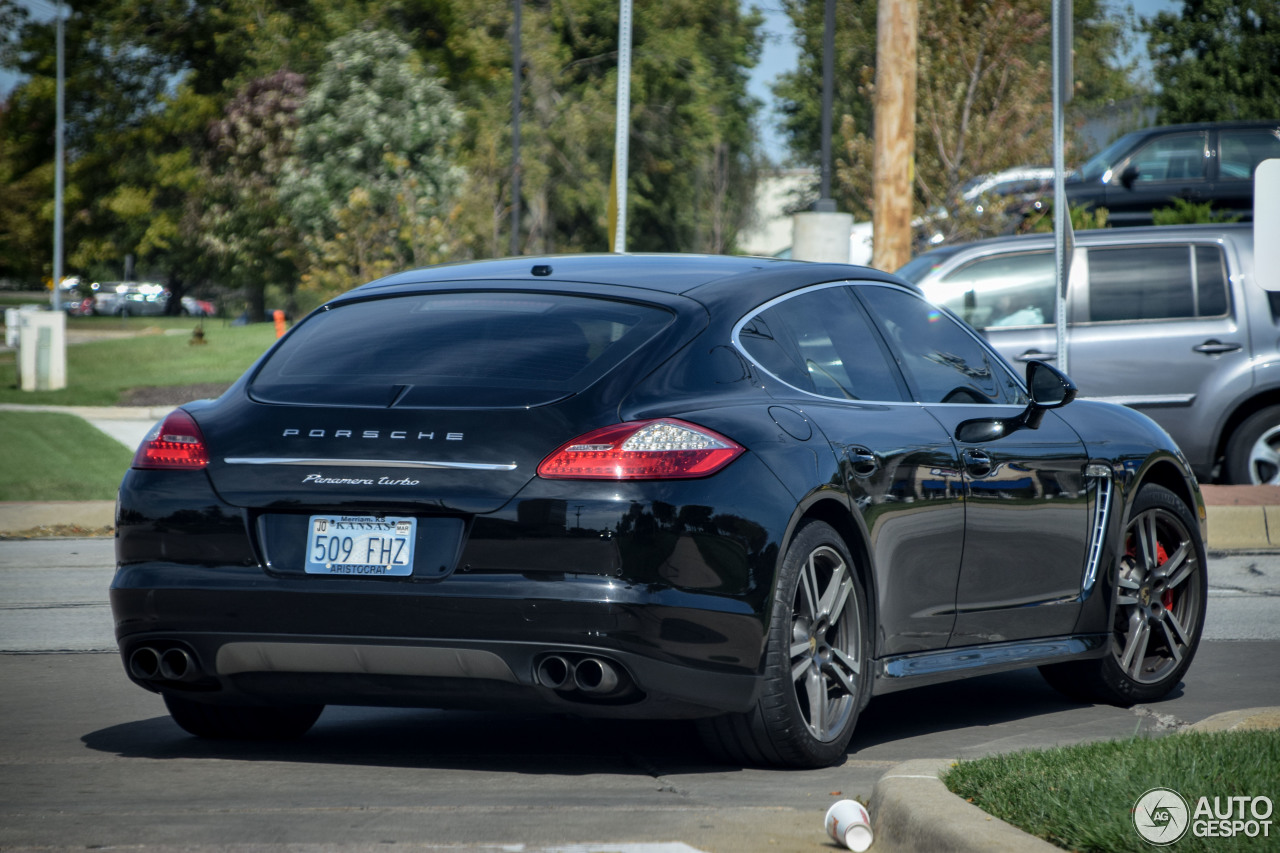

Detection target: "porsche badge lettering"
[283, 429, 464, 441]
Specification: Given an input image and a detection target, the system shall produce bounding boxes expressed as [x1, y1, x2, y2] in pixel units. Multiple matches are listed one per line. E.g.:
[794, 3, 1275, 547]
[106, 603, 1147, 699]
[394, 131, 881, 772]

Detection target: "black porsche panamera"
[111, 254, 1208, 768]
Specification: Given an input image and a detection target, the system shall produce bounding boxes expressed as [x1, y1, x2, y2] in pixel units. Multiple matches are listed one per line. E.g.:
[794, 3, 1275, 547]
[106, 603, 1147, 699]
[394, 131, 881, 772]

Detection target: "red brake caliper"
[1125, 538, 1175, 609]
[1156, 543, 1174, 610]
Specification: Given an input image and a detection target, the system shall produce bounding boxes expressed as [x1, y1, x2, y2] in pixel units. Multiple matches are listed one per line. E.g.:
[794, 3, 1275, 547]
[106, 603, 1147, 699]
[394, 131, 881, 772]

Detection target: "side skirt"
[871, 634, 1108, 696]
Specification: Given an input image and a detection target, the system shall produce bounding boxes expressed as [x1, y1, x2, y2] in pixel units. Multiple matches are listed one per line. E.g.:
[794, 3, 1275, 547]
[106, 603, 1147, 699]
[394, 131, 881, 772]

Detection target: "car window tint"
[929, 250, 1055, 329]
[857, 286, 1025, 406]
[251, 292, 672, 408]
[1087, 245, 1228, 322]
[1128, 133, 1208, 182]
[1218, 129, 1280, 181]
[1195, 246, 1229, 317]
[737, 286, 905, 402]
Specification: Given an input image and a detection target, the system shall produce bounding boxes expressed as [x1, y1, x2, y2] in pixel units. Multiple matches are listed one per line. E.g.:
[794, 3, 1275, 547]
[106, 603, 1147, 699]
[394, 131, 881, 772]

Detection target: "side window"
[1126, 133, 1208, 182]
[1195, 246, 1229, 317]
[926, 250, 1055, 329]
[857, 286, 1026, 406]
[1218, 129, 1280, 181]
[1086, 245, 1229, 322]
[737, 285, 906, 402]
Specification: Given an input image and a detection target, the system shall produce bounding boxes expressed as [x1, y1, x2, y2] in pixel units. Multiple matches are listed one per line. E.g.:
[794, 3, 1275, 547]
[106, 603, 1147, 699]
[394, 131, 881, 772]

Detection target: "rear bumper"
[110, 565, 765, 718]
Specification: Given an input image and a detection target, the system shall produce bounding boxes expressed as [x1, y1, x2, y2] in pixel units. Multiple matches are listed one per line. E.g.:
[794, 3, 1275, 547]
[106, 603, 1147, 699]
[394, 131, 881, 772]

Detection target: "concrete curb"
[869, 710, 1280, 853]
[0, 501, 115, 533]
[1188, 707, 1280, 732]
[868, 758, 1061, 853]
[0, 402, 175, 420]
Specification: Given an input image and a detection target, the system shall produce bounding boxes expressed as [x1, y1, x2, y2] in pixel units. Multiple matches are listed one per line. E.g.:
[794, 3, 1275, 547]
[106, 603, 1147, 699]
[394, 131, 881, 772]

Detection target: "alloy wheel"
[1113, 505, 1203, 685]
[789, 544, 861, 741]
[1245, 424, 1280, 484]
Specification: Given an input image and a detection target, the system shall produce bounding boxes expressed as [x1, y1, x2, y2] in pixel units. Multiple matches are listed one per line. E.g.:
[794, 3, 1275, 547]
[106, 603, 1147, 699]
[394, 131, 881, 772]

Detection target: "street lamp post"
[52, 0, 65, 311]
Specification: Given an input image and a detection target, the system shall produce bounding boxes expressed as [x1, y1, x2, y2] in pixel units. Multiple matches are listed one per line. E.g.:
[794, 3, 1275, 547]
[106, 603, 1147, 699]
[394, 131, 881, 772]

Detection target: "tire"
[1040, 484, 1206, 705]
[164, 694, 323, 740]
[1225, 405, 1280, 484]
[698, 520, 869, 768]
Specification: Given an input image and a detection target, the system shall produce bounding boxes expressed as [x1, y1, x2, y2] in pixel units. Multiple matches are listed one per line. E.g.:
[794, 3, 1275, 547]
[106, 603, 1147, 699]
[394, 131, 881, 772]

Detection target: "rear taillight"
[132, 409, 209, 470]
[537, 419, 744, 480]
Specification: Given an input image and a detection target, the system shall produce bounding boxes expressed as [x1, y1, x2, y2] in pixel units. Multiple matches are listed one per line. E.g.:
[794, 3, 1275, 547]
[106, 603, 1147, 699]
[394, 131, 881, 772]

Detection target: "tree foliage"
[777, 0, 1141, 242]
[1, 0, 764, 299]
[280, 27, 462, 297]
[1144, 0, 1280, 122]
[199, 70, 307, 320]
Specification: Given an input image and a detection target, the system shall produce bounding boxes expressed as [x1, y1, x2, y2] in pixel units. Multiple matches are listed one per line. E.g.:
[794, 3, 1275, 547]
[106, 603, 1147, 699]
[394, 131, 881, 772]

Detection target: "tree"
[1144, 0, 1280, 122]
[280, 27, 462, 298]
[387, 0, 763, 256]
[198, 71, 307, 321]
[777, 0, 1142, 239]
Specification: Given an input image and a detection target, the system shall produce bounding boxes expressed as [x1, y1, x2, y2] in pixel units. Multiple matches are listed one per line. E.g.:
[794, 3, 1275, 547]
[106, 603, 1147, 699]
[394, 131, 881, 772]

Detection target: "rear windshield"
[251, 291, 674, 408]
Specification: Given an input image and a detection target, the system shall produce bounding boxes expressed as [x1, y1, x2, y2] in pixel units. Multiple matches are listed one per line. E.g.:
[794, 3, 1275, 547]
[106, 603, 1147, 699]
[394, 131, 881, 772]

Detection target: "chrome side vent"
[1081, 464, 1113, 594]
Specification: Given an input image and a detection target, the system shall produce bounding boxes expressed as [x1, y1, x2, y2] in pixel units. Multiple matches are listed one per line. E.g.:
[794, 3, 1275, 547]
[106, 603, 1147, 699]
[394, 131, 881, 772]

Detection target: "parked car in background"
[849, 166, 1055, 263]
[112, 254, 1208, 768]
[1065, 121, 1280, 225]
[92, 282, 169, 316]
[180, 296, 217, 317]
[900, 223, 1280, 484]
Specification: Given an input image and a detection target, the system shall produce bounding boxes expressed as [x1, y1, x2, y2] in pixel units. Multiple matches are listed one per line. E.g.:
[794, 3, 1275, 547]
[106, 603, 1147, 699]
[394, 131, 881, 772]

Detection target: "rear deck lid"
[202, 289, 678, 513]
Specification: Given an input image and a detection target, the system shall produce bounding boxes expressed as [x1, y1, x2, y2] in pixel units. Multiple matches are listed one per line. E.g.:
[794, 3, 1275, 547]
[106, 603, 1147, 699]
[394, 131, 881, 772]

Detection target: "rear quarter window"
[1085, 245, 1229, 322]
[251, 291, 673, 408]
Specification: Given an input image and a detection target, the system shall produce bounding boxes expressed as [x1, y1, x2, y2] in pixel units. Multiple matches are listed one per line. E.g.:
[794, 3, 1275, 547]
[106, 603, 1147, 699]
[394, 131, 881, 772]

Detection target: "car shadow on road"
[81, 707, 722, 775]
[849, 666, 1185, 756]
[80, 665, 1179, 774]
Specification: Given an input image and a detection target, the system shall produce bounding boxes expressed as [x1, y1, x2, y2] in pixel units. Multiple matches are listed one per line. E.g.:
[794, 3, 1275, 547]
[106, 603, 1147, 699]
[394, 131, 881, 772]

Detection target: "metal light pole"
[51, 0, 65, 311]
[510, 0, 522, 257]
[612, 0, 632, 253]
[1052, 0, 1074, 374]
[816, 0, 835, 212]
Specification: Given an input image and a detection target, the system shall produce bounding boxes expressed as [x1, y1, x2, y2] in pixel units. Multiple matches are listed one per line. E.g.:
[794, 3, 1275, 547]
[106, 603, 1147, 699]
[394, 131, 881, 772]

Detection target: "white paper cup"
[824, 798, 874, 851]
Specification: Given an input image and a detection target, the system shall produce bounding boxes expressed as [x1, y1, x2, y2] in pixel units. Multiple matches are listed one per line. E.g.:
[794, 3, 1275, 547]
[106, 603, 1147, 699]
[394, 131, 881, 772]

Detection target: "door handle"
[962, 448, 993, 477]
[848, 446, 879, 477]
[1015, 350, 1057, 363]
[1192, 340, 1242, 355]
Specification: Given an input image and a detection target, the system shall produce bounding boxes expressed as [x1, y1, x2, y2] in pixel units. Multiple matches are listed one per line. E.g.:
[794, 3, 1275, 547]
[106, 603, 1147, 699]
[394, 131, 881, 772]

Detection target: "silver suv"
[899, 224, 1277, 483]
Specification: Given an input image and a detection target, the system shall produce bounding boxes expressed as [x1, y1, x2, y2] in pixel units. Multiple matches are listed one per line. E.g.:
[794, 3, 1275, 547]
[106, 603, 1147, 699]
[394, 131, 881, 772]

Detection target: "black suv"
[1066, 120, 1280, 225]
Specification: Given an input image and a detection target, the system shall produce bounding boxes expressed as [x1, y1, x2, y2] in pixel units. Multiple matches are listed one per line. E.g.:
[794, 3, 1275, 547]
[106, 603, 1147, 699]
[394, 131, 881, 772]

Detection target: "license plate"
[305, 515, 417, 577]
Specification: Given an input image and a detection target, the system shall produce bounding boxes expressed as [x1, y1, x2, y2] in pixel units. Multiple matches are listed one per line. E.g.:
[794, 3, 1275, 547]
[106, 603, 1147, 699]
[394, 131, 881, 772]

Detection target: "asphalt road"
[1, 539, 1278, 853]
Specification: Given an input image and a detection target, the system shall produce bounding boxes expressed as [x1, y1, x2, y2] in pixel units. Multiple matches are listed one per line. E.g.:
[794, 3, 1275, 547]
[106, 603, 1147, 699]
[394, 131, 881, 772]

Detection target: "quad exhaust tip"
[535, 653, 627, 697]
[129, 645, 200, 682]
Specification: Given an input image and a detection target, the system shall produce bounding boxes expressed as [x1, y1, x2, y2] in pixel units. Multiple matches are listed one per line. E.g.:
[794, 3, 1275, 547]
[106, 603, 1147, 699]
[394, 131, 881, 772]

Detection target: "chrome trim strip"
[224, 457, 518, 472]
[1082, 470, 1113, 594]
[1082, 394, 1195, 408]
[879, 635, 1107, 681]
[216, 641, 518, 682]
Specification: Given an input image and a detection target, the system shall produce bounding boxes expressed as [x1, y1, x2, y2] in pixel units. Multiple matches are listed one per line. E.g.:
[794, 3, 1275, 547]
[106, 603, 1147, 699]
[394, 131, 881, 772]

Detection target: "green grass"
[0, 410, 136, 500]
[0, 291, 52, 307]
[946, 731, 1280, 852]
[0, 317, 278, 405]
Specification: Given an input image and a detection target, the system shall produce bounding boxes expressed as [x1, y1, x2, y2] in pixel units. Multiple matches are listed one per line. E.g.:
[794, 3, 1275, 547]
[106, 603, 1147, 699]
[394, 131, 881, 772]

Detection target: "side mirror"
[1120, 164, 1140, 190]
[954, 361, 1076, 443]
[1026, 360, 1077, 409]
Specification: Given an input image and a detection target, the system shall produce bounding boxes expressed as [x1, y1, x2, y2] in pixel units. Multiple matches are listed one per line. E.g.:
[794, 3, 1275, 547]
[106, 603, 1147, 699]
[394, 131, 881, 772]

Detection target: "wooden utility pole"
[871, 0, 917, 272]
